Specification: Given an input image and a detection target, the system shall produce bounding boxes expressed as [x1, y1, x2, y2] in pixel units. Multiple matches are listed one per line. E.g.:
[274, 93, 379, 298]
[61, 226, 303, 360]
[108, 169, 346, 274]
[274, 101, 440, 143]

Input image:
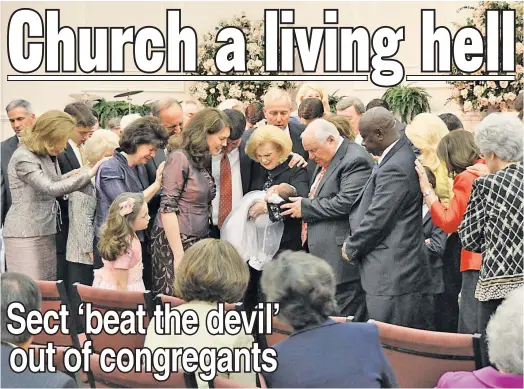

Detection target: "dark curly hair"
[168, 108, 230, 169]
[120, 116, 169, 154]
[245, 102, 265, 126]
[298, 98, 324, 121]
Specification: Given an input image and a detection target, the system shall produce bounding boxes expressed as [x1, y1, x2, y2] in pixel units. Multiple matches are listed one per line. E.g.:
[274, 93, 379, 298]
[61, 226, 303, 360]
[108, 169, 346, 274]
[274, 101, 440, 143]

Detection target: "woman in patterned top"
[459, 113, 523, 337]
[151, 108, 230, 296]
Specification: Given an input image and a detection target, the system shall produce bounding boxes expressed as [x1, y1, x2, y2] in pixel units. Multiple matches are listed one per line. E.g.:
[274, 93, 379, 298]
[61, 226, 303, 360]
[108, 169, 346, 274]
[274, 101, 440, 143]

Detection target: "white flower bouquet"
[447, 1, 523, 112]
[189, 13, 296, 106]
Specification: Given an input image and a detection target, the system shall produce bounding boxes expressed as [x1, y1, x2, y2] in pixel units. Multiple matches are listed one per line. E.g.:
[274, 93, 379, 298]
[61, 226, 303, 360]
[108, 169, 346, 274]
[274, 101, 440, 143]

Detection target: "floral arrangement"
[189, 13, 296, 107]
[447, 1, 523, 113]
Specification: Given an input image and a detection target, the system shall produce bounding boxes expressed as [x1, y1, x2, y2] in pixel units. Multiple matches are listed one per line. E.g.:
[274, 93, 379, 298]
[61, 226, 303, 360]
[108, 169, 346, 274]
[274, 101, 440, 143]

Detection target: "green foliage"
[382, 84, 431, 123]
[92, 100, 152, 128]
[328, 90, 346, 113]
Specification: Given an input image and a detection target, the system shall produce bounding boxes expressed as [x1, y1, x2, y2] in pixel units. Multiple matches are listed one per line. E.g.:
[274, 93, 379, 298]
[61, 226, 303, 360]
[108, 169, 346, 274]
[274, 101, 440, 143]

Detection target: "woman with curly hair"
[93, 192, 150, 291]
[93, 116, 169, 290]
[151, 108, 230, 296]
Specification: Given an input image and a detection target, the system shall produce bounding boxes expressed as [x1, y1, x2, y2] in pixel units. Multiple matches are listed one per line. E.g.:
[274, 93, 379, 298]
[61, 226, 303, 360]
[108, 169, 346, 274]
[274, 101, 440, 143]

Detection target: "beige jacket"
[3, 145, 91, 238]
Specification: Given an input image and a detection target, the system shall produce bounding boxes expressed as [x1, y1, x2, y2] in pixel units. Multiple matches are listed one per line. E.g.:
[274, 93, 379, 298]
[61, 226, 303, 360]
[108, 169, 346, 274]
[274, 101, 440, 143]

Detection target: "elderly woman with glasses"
[261, 250, 397, 388]
[459, 113, 523, 337]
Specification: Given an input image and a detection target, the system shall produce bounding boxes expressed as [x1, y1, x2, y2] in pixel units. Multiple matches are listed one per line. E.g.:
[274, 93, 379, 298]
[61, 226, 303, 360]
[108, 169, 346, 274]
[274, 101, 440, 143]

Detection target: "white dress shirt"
[284, 125, 290, 138]
[211, 148, 243, 226]
[377, 140, 400, 165]
[354, 134, 363, 145]
[422, 203, 430, 219]
[68, 139, 85, 166]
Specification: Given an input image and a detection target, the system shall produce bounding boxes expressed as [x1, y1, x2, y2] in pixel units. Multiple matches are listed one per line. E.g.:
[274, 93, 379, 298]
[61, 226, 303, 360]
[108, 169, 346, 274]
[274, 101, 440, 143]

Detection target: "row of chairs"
[32, 280, 483, 388]
[33, 281, 253, 388]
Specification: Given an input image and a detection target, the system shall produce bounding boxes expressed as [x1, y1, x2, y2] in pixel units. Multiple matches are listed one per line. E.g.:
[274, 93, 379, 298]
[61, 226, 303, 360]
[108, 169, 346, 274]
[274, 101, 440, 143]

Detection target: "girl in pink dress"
[93, 193, 150, 291]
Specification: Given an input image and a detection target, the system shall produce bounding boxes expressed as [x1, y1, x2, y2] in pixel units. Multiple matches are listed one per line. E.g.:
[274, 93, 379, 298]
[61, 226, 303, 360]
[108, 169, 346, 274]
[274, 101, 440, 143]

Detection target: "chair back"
[156, 294, 187, 308]
[371, 320, 483, 388]
[89, 353, 196, 388]
[210, 375, 259, 388]
[74, 283, 154, 354]
[263, 315, 352, 348]
[33, 280, 80, 348]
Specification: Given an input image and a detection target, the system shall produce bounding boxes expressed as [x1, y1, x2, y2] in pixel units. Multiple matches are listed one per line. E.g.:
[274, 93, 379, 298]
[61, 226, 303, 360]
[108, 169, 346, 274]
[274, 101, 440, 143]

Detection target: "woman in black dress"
[243, 124, 309, 310]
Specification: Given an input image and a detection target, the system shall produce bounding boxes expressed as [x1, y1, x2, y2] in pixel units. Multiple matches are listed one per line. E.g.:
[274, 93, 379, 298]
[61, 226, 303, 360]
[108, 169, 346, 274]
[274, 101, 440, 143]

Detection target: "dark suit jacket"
[344, 137, 432, 296]
[262, 320, 397, 388]
[56, 144, 82, 256]
[1, 344, 77, 388]
[241, 121, 308, 192]
[423, 210, 446, 294]
[302, 139, 374, 285]
[144, 148, 166, 230]
[94, 149, 150, 240]
[1, 135, 18, 225]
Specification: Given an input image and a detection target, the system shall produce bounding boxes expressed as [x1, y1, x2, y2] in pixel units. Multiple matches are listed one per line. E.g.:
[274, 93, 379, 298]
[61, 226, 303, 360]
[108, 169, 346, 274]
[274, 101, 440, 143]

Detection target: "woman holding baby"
[242, 124, 309, 311]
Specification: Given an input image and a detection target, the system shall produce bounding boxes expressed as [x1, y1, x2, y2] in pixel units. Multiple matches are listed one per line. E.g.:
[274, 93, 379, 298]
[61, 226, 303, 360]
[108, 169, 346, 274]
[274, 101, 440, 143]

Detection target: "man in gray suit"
[280, 119, 374, 319]
[343, 107, 434, 330]
[1, 100, 35, 226]
[1, 273, 76, 388]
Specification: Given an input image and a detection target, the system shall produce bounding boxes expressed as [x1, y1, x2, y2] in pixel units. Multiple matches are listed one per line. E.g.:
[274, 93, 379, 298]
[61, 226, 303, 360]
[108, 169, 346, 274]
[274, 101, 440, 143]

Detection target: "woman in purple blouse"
[151, 108, 230, 296]
[437, 286, 523, 388]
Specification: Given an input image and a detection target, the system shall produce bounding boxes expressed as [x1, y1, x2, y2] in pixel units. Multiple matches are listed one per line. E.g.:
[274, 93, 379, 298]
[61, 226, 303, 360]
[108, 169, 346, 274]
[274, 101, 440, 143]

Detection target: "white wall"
[1, 1, 471, 139]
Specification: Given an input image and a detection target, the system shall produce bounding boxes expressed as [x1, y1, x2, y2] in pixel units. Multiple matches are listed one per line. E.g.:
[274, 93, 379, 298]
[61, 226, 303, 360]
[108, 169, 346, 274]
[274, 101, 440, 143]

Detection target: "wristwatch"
[423, 189, 433, 197]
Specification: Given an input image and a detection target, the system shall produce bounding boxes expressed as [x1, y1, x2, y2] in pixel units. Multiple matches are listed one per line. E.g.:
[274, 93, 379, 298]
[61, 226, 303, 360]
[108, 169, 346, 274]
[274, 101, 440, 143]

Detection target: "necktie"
[218, 153, 232, 229]
[79, 146, 87, 166]
[301, 167, 327, 245]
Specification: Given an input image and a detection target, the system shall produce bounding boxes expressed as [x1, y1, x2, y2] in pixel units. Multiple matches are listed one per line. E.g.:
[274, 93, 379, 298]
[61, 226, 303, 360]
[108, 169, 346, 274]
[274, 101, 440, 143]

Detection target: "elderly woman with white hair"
[459, 113, 523, 336]
[261, 251, 397, 388]
[437, 286, 523, 388]
[66, 129, 120, 289]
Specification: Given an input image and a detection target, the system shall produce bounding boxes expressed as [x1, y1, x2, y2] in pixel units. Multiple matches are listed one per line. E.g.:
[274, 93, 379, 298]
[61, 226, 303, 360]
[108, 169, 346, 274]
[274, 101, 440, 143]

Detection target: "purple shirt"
[438, 367, 523, 388]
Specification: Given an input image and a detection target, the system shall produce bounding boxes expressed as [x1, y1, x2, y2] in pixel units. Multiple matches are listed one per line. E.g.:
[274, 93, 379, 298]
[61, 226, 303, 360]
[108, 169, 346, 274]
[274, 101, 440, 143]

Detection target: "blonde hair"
[263, 87, 292, 108]
[296, 84, 330, 113]
[83, 129, 120, 164]
[405, 113, 450, 170]
[98, 192, 145, 261]
[22, 110, 75, 156]
[245, 125, 292, 163]
[174, 239, 249, 303]
[217, 99, 245, 113]
[325, 115, 354, 141]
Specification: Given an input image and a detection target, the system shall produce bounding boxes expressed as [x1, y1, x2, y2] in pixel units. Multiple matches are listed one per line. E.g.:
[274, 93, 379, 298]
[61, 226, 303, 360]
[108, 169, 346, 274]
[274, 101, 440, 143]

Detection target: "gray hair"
[83, 129, 120, 164]
[5, 99, 33, 114]
[475, 113, 523, 162]
[106, 117, 121, 130]
[263, 87, 292, 108]
[261, 251, 337, 331]
[336, 96, 365, 114]
[486, 286, 523, 375]
[302, 118, 341, 142]
[1, 273, 42, 345]
[150, 98, 181, 117]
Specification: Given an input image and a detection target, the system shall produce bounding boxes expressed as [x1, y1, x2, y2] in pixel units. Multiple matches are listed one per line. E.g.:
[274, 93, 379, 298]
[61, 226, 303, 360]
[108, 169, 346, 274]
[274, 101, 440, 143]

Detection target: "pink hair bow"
[118, 198, 136, 217]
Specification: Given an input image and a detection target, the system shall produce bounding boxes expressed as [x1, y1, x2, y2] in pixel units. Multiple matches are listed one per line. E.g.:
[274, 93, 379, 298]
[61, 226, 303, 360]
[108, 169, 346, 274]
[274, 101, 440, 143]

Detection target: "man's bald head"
[359, 107, 399, 156]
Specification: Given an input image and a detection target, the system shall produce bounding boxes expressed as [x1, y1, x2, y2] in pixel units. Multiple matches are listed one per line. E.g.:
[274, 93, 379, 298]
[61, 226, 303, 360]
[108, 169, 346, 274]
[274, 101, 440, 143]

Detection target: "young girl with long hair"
[93, 192, 150, 291]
